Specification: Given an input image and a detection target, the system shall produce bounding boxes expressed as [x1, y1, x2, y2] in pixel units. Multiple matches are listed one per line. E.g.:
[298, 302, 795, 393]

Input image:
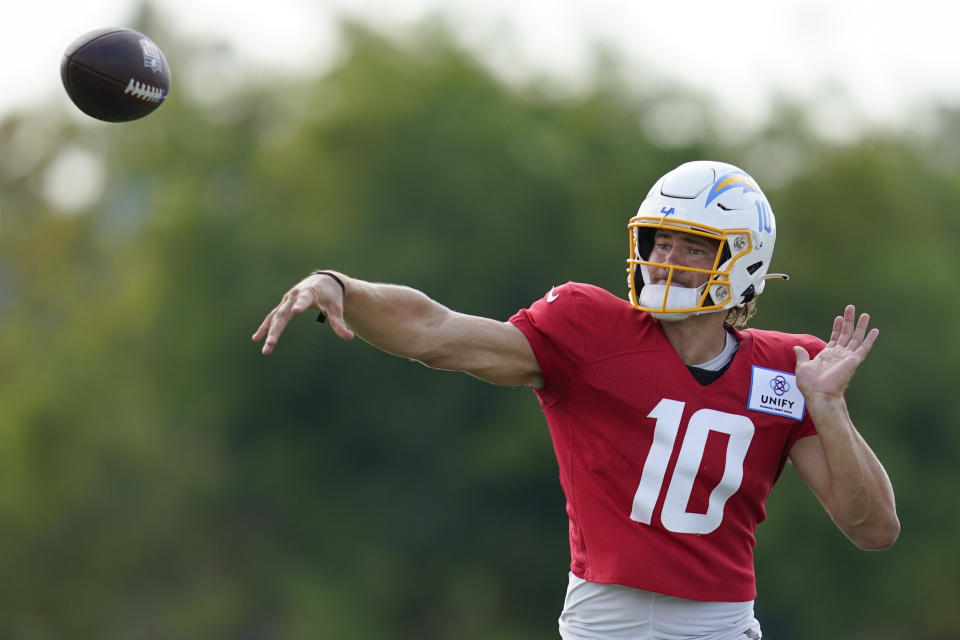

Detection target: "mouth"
[652, 277, 695, 288]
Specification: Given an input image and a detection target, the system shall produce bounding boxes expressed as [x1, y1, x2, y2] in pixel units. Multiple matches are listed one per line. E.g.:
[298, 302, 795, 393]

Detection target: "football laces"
[123, 79, 165, 103]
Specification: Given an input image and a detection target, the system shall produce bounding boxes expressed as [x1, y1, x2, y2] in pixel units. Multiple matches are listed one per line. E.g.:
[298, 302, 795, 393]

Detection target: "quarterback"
[253, 161, 899, 640]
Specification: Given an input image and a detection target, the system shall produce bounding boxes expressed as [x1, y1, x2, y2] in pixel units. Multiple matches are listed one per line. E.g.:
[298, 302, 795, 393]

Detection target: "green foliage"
[0, 14, 957, 640]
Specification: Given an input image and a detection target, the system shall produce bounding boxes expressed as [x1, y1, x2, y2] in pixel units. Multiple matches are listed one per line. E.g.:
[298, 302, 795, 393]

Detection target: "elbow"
[851, 515, 901, 551]
[869, 517, 901, 550]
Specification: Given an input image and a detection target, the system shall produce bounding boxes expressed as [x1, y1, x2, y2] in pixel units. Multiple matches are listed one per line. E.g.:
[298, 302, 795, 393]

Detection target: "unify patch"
[747, 366, 805, 421]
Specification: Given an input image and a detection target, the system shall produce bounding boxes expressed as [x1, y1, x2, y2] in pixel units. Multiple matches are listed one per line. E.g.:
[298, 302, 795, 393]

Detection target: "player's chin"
[656, 313, 695, 323]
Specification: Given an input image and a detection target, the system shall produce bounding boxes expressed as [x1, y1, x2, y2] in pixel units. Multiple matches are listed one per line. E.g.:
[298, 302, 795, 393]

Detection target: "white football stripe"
[123, 79, 165, 103]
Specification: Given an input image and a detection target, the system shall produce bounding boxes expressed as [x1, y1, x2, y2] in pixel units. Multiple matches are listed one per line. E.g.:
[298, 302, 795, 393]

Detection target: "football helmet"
[627, 161, 783, 320]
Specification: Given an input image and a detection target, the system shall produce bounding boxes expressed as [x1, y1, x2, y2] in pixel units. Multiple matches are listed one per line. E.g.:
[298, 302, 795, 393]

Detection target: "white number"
[630, 399, 684, 525]
[630, 398, 755, 534]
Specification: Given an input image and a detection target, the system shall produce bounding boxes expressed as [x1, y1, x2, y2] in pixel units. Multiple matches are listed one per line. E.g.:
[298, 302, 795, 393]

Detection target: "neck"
[658, 311, 730, 366]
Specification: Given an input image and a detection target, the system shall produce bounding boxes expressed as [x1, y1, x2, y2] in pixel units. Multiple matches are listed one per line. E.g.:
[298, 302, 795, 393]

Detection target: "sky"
[3, 0, 960, 140]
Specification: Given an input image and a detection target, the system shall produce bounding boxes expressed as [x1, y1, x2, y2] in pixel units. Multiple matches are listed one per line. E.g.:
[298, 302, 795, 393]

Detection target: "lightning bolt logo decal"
[704, 171, 760, 208]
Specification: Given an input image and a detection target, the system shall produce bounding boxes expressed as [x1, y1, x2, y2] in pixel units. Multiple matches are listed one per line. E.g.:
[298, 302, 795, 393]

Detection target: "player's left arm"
[788, 305, 900, 550]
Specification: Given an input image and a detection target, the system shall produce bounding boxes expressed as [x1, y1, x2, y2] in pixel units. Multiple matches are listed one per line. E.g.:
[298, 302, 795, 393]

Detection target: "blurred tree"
[0, 9, 956, 640]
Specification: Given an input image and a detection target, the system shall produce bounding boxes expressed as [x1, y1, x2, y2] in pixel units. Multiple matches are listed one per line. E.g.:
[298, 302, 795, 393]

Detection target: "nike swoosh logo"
[546, 287, 559, 302]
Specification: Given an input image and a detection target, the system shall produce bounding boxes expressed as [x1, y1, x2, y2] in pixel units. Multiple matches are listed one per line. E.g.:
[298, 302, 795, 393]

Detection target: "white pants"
[559, 573, 762, 640]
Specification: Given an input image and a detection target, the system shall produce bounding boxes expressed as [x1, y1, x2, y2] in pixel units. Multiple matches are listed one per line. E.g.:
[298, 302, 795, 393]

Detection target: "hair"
[724, 299, 757, 329]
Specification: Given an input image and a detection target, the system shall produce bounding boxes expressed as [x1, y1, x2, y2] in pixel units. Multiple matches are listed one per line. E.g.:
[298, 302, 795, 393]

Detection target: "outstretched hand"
[794, 304, 879, 399]
[252, 273, 355, 355]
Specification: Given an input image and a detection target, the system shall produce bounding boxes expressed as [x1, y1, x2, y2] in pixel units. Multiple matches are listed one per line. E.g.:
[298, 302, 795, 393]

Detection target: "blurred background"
[2, 1, 959, 639]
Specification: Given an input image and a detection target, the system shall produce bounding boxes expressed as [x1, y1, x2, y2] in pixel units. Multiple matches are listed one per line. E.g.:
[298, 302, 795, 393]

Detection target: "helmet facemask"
[627, 219, 757, 320]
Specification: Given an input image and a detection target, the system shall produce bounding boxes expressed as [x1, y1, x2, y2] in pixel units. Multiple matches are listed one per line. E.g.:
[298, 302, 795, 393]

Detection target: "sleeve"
[508, 282, 585, 404]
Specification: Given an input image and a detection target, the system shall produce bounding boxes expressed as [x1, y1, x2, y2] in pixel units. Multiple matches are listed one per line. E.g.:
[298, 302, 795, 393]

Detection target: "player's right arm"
[252, 271, 543, 388]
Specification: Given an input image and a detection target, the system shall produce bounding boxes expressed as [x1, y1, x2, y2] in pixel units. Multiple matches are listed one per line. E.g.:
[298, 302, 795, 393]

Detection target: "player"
[253, 161, 899, 640]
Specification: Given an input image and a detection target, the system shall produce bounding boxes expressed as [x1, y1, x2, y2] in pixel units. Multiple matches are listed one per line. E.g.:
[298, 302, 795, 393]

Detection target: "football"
[61, 27, 171, 122]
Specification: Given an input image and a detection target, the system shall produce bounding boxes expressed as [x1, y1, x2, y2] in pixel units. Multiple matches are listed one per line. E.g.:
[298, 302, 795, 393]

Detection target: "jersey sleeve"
[509, 282, 585, 404]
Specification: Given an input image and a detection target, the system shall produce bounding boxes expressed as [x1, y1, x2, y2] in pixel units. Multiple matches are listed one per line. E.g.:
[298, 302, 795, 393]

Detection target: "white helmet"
[626, 160, 784, 320]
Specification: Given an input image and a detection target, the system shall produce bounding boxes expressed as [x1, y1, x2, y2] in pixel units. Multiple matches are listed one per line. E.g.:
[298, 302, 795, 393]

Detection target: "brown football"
[61, 27, 171, 122]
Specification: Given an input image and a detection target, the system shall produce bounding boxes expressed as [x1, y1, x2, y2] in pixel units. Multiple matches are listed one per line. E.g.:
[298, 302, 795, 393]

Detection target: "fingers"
[834, 304, 856, 347]
[291, 286, 320, 314]
[252, 290, 310, 342]
[300, 282, 354, 341]
[257, 288, 301, 354]
[251, 304, 279, 342]
[308, 294, 354, 341]
[793, 345, 810, 368]
[858, 327, 880, 357]
[849, 310, 872, 348]
[833, 305, 865, 344]
[829, 304, 879, 355]
[252, 277, 354, 353]
[327, 310, 355, 341]
[826, 314, 843, 347]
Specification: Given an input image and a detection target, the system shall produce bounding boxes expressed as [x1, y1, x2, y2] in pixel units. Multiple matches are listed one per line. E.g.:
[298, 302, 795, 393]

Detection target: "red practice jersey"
[509, 282, 824, 602]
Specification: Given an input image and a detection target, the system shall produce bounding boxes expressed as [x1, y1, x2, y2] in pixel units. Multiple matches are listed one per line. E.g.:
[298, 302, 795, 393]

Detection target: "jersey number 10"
[630, 398, 755, 534]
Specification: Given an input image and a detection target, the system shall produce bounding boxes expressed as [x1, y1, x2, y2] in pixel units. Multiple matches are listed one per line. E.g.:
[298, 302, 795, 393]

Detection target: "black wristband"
[310, 270, 346, 324]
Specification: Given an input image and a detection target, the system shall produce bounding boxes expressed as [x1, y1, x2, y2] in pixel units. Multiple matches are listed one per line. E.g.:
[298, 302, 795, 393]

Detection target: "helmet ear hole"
[635, 228, 655, 260]
[747, 261, 763, 275]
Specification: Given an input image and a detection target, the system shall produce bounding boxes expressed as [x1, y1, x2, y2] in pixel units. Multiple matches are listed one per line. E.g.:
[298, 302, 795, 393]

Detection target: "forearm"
[807, 394, 899, 548]
[335, 272, 449, 362]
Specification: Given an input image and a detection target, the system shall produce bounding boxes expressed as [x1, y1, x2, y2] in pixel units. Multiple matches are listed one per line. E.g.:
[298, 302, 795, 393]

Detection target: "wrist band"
[310, 270, 345, 323]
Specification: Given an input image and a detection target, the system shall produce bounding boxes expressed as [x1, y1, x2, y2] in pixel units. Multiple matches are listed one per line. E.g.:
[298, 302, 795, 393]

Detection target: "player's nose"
[660, 246, 683, 265]
[649, 264, 675, 284]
